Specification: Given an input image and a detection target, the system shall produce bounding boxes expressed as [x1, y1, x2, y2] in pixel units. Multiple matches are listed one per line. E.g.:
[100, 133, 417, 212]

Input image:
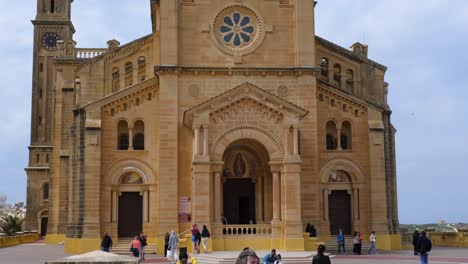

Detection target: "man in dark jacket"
[416, 231, 432, 264]
[101, 232, 113, 252]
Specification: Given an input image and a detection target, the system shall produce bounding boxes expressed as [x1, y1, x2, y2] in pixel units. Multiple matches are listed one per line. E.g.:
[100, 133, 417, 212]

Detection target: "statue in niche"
[329, 170, 350, 183]
[233, 153, 247, 177]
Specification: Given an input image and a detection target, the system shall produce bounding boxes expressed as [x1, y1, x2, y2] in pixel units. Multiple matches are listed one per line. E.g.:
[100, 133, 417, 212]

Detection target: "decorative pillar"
[336, 125, 342, 151]
[256, 175, 264, 223]
[143, 190, 149, 223]
[194, 127, 200, 155]
[129, 127, 134, 150]
[272, 171, 280, 221]
[111, 191, 117, 222]
[203, 125, 209, 156]
[293, 126, 299, 155]
[214, 171, 222, 223]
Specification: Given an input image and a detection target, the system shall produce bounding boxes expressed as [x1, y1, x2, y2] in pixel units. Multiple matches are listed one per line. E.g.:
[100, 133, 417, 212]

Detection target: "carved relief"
[209, 97, 283, 124]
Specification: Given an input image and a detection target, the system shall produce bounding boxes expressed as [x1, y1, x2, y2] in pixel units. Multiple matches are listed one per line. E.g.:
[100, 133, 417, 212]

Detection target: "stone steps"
[110, 239, 158, 255]
[324, 236, 372, 253]
[191, 251, 320, 264]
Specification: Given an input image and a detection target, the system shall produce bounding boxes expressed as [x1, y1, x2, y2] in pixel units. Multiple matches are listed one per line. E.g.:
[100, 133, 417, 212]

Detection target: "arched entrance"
[39, 210, 48, 237]
[221, 139, 272, 225]
[117, 171, 144, 238]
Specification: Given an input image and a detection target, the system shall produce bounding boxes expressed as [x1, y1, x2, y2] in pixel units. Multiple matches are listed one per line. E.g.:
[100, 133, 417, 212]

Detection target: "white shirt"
[370, 234, 376, 242]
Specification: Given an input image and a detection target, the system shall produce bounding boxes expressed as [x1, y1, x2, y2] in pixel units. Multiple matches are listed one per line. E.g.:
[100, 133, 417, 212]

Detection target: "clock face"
[42, 32, 59, 50]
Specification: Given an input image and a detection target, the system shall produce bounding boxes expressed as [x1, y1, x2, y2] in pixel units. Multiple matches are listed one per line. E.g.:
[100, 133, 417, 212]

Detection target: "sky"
[0, 0, 467, 224]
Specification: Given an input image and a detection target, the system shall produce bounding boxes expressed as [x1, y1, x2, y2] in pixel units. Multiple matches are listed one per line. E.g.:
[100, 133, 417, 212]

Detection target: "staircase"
[110, 238, 158, 255]
[324, 236, 371, 254]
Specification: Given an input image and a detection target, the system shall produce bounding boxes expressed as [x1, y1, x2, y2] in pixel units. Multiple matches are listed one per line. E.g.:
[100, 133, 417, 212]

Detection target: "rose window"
[211, 5, 265, 56]
[220, 12, 255, 48]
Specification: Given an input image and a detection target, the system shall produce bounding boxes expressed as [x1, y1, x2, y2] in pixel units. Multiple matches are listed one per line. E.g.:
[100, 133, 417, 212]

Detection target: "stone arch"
[211, 126, 283, 162]
[107, 159, 157, 185]
[320, 158, 365, 183]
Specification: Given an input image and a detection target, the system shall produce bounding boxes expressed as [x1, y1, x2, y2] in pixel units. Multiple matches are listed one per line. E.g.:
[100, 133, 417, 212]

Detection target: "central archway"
[221, 138, 272, 224]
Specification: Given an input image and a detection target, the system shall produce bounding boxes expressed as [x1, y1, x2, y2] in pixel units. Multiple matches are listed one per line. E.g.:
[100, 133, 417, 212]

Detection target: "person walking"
[201, 225, 211, 253]
[100, 232, 113, 252]
[352, 231, 361, 255]
[416, 231, 432, 264]
[168, 230, 179, 264]
[412, 230, 420, 256]
[368, 231, 377, 255]
[274, 254, 284, 264]
[164, 232, 170, 257]
[139, 231, 147, 260]
[262, 249, 278, 264]
[337, 229, 346, 255]
[191, 223, 201, 254]
[312, 244, 331, 264]
[130, 235, 142, 259]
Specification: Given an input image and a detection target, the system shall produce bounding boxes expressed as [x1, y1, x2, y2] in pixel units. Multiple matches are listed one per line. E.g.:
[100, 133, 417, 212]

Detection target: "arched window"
[320, 58, 329, 80]
[333, 63, 341, 86]
[117, 120, 129, 150]
[125, 62, 133, 86]
[112, 68, 120, 93]
[341, 120, 352, 150]
[138, 57, 146, 81]
[138, 56, 146, 68]
[50, 0, 55, 13]
[326, 121, 337, 150]
[43, 183, 49, 200]
[133, 120, 145, 150]
[346, 69, 354, 91]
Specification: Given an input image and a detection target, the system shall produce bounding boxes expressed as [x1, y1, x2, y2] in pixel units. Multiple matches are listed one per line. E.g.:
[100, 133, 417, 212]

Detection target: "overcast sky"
[0, 0, 467, 224]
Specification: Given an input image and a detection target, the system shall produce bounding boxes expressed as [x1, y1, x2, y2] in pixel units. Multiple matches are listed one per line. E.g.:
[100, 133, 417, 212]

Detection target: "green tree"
[0, 215, 23, 236]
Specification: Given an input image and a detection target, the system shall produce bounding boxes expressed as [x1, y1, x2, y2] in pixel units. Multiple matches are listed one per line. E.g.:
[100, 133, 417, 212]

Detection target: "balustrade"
[76, 48, 108, 59]
[222, 224, 272, 236]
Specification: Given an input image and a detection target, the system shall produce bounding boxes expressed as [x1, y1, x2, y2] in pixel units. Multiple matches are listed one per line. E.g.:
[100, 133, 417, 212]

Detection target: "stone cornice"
[82, 77, 159, 112]
[183, 82, 309, 127]
[316, 35, 387, 71]
[155, 65, 321, 77]
[31, 19, 76, 33]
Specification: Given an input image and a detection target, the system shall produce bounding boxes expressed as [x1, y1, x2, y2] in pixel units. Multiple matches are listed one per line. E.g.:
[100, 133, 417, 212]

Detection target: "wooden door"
[40, 217, 48, 237]
[329, 190, 351, 235]
[223, 179, 255, 224]
[118, 192, 143, 238]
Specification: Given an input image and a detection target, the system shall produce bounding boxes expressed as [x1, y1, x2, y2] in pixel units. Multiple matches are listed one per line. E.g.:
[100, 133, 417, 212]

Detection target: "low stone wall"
[430, 232, 468, 248]
[0, 233, 40, 248]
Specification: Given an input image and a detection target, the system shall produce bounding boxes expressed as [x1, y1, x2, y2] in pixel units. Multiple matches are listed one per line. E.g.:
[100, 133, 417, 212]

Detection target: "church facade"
[25, 0, 400, 253]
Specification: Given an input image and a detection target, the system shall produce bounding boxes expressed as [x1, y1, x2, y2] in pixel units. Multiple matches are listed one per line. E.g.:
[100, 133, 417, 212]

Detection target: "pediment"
[183, 82, 309, 128]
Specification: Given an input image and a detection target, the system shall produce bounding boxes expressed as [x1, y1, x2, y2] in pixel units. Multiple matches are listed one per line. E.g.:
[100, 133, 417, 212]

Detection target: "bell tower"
[25, 0, 74, 232]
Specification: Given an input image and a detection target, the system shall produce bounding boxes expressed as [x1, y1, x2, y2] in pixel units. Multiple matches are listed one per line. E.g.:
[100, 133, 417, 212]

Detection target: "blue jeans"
[419, 252, 428, 264]
[368, 241, 377, 254]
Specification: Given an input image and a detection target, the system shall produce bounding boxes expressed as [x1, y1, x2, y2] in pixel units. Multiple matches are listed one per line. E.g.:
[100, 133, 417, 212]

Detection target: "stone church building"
[25, 0, 400, 253]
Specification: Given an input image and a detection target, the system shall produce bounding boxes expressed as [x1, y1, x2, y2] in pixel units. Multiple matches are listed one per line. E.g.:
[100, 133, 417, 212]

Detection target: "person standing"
[168, 230, 179, 264]
[368, 231, 377, 255]
[100, 232, 113, 252]
[312, 245, 331, 264]
[164, 232, 170, 257]
[337, 229, 346, 255]
[201, 225, 211, 253]
[139, 231, 148, 260]
[412, 230, 420, 256]
[416, 231, 432, 264]
[191, 224, 200, 254]
[130, 235, 142, 259]
[262, 249, 278, 264]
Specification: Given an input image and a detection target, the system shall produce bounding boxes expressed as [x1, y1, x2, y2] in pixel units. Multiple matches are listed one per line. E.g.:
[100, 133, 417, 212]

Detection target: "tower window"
[333, 64, 341, 86]
[341, 121, 352, 150]
[326, 121, 338, 150]
[50, 0, 55, 13]
[117, 120, 129, 150]
[133, 120, 145, 150]
[43, 183, 49, 200]
[39, 63, 43, 72]
[320, 58, 329, 80]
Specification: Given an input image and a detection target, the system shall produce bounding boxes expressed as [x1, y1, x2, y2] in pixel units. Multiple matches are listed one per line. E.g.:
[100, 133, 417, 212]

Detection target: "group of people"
[235, 246, 331, 264]
[336, 228, 377, 255]
[100, 231, 147, 261]
[412, 230, 433, 264]
[163, 224, 211, 264]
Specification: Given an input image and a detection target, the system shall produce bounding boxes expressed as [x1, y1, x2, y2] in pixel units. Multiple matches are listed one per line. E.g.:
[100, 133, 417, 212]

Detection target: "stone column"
[194, 127, 200, 155]
[129, 127, 134, 150]
[256, 175, 264, 223]
[272, 171, 281, 222]
[282, 161, 304, 250]
[293, 126, 299, 155]
[143, 190, 149, 223]
[323, 188, 329, 221]
[111, 191, 117, 222]
[214, 171, 222, 223]
[203, 125, 209, 156]
[336, 124, 342, 151]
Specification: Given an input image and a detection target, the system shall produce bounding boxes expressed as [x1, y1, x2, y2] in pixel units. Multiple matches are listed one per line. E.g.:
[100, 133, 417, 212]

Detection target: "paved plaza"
[2, 241, 468, 264]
